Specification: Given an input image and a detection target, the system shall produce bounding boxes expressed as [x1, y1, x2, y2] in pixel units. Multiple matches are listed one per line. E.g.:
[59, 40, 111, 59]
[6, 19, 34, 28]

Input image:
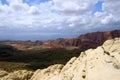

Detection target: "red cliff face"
[45, 30, 120, 49]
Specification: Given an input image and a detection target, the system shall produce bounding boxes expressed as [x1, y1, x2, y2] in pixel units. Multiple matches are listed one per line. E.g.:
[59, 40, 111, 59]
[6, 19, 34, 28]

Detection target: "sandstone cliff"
[45, 30, 120, 49]
[31, 38, 120, 80]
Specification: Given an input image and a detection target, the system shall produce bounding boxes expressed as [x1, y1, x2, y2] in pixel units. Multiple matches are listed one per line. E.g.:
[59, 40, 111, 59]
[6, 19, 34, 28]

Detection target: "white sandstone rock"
[31, 38, 120, 80]
[0, 70, 33, 80]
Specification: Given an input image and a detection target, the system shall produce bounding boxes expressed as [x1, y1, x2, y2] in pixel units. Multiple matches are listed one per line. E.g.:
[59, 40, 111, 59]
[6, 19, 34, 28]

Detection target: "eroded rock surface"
[0, 70, 33, 80]
[31, 38, 120, 80]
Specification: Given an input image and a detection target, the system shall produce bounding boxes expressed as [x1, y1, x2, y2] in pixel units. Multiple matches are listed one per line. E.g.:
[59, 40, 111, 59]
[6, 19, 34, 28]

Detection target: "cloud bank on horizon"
[0, 0, 120, 40]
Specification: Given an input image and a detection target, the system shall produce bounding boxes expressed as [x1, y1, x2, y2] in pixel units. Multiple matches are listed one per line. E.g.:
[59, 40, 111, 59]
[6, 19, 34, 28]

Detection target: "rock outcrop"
[45, 30, 120, 49]
[31, 38, 120, 80]
[0, 70, 33, 80]
[0, 70, 8, 78]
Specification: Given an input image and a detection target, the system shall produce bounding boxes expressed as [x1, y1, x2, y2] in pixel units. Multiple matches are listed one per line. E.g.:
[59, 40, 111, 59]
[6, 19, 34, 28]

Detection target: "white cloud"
[101, 14, 113, 24]
[0, 0, 120, 40]
[53, 0, 98, 15]
[7, 0, 23, 4]
[103, 0, 120, 14]
[28, 6, 40, 15]
[102, 0, 120, 23]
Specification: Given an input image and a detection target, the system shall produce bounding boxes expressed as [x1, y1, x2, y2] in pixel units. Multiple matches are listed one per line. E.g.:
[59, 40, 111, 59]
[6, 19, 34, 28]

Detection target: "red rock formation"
[45, 30, 120, 49]
[3, 30, 120, 50]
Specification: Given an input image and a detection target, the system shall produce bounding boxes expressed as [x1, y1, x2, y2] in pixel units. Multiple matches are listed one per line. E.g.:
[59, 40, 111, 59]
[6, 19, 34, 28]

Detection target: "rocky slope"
[45, 30, 120, 49]
[31, 38, 120, 80]
[0, 70, 33, 80]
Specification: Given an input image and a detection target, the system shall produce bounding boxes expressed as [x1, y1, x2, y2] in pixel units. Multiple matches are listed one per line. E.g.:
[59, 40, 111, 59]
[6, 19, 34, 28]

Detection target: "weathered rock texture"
[0, 70, 33, 80]
[31, 38, 120, 80]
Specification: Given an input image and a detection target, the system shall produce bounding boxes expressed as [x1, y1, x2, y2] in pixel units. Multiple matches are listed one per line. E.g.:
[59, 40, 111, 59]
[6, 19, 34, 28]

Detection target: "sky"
[0, 0, 120, 40]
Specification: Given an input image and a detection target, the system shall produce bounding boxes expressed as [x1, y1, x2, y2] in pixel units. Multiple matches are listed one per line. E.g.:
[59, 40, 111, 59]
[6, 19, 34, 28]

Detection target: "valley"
[0, 30, 120, 80]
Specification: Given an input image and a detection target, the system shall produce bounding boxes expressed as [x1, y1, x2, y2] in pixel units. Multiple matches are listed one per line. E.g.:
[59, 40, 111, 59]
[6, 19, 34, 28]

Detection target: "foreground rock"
[31, 38, 120, 80]
[0, 70, 8, 77]
[0, 70, 33, 80]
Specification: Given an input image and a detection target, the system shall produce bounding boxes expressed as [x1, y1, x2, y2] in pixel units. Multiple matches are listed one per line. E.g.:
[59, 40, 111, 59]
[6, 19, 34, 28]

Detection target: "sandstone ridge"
[31, 38, 120, 80]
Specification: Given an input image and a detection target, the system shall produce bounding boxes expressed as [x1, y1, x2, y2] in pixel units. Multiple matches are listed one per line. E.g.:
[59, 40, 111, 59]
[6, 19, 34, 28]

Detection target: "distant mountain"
[1, 40, 43, 50]
[44, 30, 120, 49]
[1, 30, 120, 50]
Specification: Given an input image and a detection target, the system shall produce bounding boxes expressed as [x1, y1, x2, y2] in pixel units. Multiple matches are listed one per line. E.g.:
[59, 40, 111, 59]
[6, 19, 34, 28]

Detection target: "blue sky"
[92, 1, 103, 13]
[1, 0, 50, 5]
[1, 0, 103, 12]
[0, 0, 120, 40]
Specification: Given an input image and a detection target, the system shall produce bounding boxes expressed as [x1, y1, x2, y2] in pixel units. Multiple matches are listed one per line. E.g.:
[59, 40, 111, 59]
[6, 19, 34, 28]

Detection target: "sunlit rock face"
[0, 70, 33, 80]
[31, 38, 120, 80]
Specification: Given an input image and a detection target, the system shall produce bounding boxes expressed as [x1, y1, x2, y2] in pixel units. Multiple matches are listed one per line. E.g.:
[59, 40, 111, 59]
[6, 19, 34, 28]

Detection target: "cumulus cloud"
[102, 0, 120, 22]
[53, 0, 98, 15]
[103, 0, 120, 14]
[0, 0, 120, 40]
[28, 6, 40, 15]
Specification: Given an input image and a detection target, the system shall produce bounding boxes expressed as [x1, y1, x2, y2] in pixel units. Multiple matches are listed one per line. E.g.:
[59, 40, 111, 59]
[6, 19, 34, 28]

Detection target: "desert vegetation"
[0, 44, 84, 72]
